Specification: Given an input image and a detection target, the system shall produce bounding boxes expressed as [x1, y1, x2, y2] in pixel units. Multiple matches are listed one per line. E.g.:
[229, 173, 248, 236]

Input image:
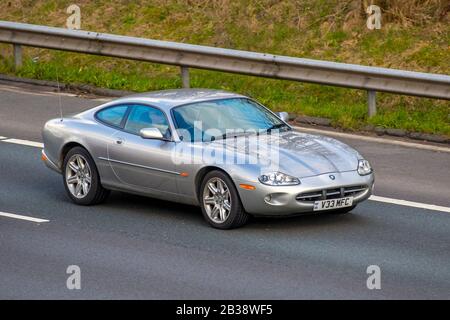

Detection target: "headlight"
[357, 159, 372, 176]
[258, 172, 300, 186]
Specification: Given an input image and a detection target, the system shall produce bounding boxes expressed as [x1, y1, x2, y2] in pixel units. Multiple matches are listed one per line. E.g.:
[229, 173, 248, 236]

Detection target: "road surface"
[0, 80, 449, 299]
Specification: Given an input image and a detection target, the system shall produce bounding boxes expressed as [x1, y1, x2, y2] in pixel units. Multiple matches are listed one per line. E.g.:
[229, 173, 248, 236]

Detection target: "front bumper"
[236, 170, 374, 216]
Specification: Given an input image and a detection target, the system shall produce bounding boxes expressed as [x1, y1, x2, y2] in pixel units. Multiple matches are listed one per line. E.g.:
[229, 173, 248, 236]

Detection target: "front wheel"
[200, 170, 249, 229]
[63, 146, 110, 205]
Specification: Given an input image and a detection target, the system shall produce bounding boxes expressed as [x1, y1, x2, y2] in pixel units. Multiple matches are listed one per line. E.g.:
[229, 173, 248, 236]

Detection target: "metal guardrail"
[0, 21, 449, 117]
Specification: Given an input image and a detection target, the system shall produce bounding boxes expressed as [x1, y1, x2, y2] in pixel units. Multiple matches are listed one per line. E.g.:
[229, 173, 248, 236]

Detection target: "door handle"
[115, 137, 124, 145]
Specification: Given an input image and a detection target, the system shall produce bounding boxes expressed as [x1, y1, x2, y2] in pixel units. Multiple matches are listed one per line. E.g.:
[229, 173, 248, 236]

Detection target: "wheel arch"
[194, 166, 251, 213]
[194, 166, 238, 203]
[59, 141, 94, 170]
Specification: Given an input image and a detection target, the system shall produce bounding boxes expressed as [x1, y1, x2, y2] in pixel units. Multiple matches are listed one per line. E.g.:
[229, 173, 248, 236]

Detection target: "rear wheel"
[200, 170, 249, 229]
[63, 146, 110, 205]
[327, 205, 356, 214]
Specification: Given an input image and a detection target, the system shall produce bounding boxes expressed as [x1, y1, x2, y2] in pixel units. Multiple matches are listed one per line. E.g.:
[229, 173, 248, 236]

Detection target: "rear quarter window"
[96, 106, 128, 127]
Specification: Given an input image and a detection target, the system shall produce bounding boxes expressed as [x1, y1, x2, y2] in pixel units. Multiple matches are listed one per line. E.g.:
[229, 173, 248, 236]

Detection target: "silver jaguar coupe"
[42, 89, 374, 229]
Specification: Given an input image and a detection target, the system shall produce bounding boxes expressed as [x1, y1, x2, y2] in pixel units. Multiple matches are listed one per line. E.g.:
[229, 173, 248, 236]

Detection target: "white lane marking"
[0, 211, 49, 223]
[292, 126, 450, 153]
[369, 195, 450, 213]
[0, 84, 77, 97]
[0, 84, 111, 102]
[1, 138, 44, 148]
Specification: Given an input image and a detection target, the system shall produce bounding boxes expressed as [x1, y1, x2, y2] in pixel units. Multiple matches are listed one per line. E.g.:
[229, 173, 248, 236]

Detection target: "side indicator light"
[180, 172, 189, 177]
[239, 184, 256, 190]
[41, 153, 47, 162]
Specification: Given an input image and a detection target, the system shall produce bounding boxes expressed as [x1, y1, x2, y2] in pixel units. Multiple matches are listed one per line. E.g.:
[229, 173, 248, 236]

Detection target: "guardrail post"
[368, 90, 376, 117]
[180, 66, 190, 88]
[13, 44, 23, 69]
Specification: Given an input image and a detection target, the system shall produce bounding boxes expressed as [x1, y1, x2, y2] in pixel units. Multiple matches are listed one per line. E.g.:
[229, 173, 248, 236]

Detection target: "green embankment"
[0, 1, 448, 135]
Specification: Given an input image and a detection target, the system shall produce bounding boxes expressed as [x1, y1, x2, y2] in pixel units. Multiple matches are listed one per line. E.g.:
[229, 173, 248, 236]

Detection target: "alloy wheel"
[203, 177, 232, 223]
[65, 154, 92, 199]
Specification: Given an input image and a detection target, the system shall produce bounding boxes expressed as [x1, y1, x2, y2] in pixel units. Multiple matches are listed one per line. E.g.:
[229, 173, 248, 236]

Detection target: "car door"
[107, 104, 178, 196]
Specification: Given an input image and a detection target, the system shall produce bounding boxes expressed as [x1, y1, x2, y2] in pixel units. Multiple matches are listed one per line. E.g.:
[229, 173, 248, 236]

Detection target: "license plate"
[313, 197, 353, 211]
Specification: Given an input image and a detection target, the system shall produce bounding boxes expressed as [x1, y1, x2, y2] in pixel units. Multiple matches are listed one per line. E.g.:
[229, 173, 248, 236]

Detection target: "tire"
[200, 170, 249, 229]
[62, 146, 110, 205]
[327, 205, 356, 214]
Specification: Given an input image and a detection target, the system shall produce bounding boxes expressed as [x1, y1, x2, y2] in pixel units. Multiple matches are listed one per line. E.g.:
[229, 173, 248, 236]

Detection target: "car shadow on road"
[249, 211, 365, 231]
[100, 191, 366, 232]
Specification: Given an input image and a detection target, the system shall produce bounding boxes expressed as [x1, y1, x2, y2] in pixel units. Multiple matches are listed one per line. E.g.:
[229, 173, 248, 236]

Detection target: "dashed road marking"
[0, 211, 49, 223]
[1, 137, 44, 148]
[369, 195, 450, 213]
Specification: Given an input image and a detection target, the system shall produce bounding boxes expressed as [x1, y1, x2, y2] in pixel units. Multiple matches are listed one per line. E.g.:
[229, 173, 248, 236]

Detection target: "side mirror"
[140, 127, 164, 140]
[277, 112, 289, 122]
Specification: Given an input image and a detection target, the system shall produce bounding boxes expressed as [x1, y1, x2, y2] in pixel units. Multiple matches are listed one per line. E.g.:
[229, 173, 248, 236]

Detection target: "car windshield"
[172, 98, 289, 142]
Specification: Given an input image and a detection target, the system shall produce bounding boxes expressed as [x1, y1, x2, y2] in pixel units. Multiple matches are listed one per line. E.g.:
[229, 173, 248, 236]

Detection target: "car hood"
[207, 130, 361, 178]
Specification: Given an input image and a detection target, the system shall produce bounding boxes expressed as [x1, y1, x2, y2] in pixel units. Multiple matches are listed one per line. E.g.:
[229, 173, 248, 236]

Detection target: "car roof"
[113, 89, 247, 111]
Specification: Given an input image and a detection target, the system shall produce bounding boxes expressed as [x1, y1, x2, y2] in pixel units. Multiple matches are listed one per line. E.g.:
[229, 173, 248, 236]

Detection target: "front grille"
[296, 185, 368, 202]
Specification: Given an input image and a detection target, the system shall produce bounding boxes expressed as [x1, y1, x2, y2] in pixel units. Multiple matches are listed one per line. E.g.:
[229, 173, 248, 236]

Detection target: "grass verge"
[0, 0, 448, 135]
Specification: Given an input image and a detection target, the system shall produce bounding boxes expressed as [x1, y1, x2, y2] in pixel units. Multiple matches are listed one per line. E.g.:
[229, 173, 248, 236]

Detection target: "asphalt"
[0, 81, 449, 299]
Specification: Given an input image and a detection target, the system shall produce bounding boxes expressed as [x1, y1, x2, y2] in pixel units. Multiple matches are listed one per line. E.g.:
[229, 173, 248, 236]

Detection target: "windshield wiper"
[209, 131, 255, 141]
[267, 123, 290, 132]
[223, 131, 256, 140]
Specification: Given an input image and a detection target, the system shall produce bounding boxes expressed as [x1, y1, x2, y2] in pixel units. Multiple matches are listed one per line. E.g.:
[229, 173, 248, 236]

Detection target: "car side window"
[124, 105, 170, 138]
[96, 105, 128, 127]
